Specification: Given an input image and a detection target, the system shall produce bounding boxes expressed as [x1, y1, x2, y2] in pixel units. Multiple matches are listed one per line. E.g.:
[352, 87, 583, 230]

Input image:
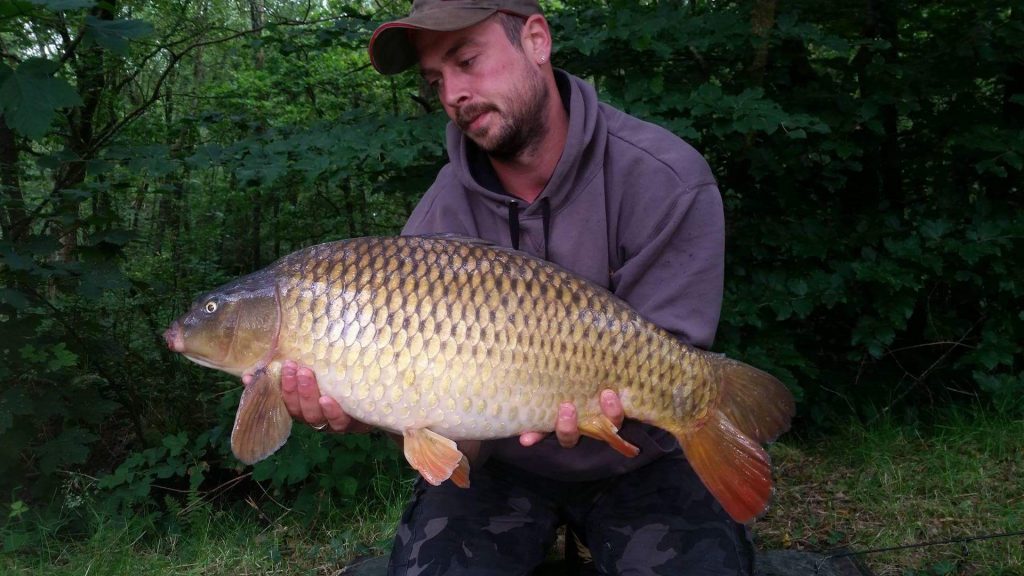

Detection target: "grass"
[1, 475, 411, 576]
[758, 408, 1024, 575]
[2, 407, 1021, 575]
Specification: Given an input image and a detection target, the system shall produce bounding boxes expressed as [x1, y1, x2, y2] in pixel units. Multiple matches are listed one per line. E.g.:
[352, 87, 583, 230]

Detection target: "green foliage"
[82, 16, 154, 55]
[0, 59, 82, 140]
[96, 430, 213, 513]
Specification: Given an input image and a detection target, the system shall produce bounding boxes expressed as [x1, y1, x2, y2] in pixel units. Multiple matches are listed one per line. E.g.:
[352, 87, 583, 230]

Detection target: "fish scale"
[165, 234, 795, 524]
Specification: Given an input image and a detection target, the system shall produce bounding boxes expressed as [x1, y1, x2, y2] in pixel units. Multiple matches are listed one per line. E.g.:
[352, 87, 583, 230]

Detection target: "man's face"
[414, 16, 548, 160]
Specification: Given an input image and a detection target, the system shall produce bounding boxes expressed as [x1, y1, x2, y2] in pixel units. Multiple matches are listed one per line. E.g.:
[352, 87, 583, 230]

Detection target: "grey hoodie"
[402, 70, 725, 482]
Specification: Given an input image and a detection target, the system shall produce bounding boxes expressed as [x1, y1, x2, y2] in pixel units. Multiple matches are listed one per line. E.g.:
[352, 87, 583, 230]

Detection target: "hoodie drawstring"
[540, 197, 551, 261]
[507, 200, 520, 251]
[507, 198, 551, 260]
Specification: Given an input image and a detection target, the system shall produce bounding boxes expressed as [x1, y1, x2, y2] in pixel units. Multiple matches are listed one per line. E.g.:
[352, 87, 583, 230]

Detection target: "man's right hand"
[280, 360, 372, 433]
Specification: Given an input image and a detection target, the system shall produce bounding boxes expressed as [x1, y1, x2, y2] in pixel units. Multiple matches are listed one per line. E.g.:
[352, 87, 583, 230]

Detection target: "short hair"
[497, 12, 526, 52]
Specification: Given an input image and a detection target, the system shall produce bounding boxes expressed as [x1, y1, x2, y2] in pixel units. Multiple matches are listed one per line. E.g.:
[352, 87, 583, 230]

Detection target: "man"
[281, 1, 752, 574]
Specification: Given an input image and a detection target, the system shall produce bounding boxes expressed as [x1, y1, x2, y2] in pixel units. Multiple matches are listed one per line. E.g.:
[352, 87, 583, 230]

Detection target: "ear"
[521, 14, 552, 65]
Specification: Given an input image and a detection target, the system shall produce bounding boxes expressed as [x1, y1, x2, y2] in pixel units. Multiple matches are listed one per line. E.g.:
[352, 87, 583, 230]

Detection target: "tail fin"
[672, 359, 795, 524]
[716, 359, 795, 444]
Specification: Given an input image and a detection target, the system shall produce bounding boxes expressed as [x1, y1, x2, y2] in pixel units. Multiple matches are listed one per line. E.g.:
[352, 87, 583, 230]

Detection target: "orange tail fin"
[672, 359, 795, 524]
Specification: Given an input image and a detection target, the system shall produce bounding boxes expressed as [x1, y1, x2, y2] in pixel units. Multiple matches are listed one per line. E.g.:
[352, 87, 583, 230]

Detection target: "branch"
[91, 16, 371, 155]
[873, 319, 983, 420]
[58, 21, 86, 66]
[91, 27, 261, 153]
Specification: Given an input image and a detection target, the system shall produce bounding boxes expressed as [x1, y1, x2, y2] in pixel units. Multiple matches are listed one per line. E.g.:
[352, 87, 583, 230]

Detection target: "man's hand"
[280, 360, 372, 433]
[519, 389, 624, 448]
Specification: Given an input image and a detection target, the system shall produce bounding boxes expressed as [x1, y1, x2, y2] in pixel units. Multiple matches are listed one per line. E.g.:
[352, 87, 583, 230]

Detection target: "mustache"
[456, 103, 498, 130]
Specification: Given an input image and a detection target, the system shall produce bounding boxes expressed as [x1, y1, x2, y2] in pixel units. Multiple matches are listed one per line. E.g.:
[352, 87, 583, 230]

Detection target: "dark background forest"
[1, 0, 1022, 569]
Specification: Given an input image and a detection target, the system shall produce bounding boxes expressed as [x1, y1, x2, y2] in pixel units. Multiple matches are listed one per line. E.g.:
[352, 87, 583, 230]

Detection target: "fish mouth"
[164, 323, 186, 353]
[164, 322, 230, 371]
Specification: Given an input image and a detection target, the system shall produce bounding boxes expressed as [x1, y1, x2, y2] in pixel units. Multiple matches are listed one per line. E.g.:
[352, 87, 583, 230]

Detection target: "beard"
[456, 63, 550, 161]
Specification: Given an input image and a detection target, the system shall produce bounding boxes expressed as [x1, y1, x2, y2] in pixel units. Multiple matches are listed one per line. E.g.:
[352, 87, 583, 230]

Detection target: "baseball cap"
[368, 0, 542, 75]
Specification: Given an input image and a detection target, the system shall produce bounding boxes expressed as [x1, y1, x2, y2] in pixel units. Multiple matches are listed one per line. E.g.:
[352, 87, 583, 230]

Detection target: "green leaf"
[47, 342, 79, 371]
[162, 432, 189, 456]
[37, 427, 98, 474]
[0, 59, 82, 140]
[0, 1, 34, 17]
[76, 259, 131, 299]
[83, 16, 154, 55]
[7, 500, 28, 519]
[337, 476, 358, 496]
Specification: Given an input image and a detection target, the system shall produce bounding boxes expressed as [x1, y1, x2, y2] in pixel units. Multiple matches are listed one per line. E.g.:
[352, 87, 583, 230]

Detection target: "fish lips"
[163, 321, 228, 371]
[164, 322, 186, 353]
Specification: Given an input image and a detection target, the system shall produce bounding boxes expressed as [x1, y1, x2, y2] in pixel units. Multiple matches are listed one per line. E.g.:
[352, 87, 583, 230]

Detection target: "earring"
[539, 56, 547, 64]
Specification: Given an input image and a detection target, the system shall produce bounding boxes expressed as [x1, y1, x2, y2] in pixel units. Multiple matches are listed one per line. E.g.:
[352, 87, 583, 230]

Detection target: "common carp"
[164, 235, 794, 523]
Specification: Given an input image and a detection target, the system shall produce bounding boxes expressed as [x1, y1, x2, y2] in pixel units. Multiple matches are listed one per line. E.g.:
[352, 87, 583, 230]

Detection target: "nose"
[164, 323, 184, 352]
[438, 72, 469, 108]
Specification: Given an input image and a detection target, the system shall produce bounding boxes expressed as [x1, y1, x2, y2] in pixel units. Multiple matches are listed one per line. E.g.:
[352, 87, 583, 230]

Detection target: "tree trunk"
[247, 0, 266, 269]
[850, 0, 902, 210]
[249, 0, 265, 68]
[55, 0, 118, 262]
[0, 117, 27, 242]
[748, 0, 777, 87]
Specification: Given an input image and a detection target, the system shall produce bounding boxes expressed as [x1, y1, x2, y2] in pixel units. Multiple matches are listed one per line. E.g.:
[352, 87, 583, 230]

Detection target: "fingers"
[295, 365, 324, 425]
[521, 390, 624, 449]
[319, 395, 372, 434]
[280, 360, 371, 433]
[600, 389, 624, 429]
[519, 431, 546, 447]
[280, 360, 304, 419]
[520, 403, 577, 447]
[554, 402, 580, 448]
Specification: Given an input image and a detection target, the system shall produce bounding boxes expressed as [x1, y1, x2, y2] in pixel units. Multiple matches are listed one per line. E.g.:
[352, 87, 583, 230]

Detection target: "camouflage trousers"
[387, 453, 755, 576]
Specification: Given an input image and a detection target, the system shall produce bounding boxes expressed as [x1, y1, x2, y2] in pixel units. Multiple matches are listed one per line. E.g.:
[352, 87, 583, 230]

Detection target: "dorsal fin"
[406, 233, 496, 246]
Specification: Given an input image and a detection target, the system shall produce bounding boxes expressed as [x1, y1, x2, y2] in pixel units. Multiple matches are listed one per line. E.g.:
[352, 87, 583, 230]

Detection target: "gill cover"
[176, 269, 281, 375]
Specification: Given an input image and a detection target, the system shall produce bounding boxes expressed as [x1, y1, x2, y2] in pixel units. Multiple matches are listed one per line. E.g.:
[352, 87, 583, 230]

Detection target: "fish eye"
[204, 301, 218, 314]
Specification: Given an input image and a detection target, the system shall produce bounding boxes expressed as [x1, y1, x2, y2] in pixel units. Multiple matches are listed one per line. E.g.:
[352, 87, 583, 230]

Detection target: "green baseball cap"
[368, 0, 542, 75]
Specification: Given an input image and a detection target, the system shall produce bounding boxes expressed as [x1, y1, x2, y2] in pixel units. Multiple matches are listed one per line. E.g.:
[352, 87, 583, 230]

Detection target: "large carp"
[164, 235, 794, 523]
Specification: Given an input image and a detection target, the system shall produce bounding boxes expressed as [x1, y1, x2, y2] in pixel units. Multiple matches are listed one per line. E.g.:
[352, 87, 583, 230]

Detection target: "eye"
[204, 301, 218, 314]
[458, 56, 476, 69]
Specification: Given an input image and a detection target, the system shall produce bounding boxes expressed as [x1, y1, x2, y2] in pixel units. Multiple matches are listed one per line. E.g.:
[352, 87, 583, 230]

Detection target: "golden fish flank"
[164, 235, 795, 524]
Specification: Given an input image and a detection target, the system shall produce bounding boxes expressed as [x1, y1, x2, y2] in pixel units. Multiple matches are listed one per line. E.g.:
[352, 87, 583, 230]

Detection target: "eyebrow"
[419, 36, 481, 78]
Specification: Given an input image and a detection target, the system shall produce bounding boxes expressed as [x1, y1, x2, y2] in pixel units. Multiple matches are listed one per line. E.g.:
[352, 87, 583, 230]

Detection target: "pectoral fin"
[578, 414, 640, 458]
[231, 368, 293, 465]
[403, 428, 471, 488]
